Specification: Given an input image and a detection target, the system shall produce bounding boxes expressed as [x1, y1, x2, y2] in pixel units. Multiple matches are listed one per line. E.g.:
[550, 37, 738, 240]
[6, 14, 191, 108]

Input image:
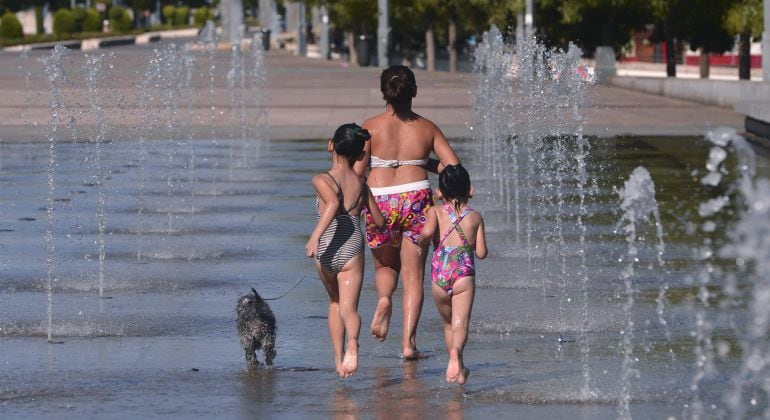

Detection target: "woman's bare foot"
[341, 340, 359, 377]
[370, 297, 392, 342]
[402, 347, 424, 361]
[457, 367, 470, 384]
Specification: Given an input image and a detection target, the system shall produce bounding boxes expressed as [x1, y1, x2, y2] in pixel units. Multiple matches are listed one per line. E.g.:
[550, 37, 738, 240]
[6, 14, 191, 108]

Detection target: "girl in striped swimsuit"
[306, 123, 385, 378]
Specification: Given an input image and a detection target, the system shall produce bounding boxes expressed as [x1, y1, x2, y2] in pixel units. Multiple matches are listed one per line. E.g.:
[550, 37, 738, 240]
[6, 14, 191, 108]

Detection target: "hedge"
[53, 8, 75, 36]
[0, 12, 23, 39]
[173, 6, 189, 26]
[83, 8, 101, 32]
[109, 6, 132, 33]
[162, 5, 175, 26]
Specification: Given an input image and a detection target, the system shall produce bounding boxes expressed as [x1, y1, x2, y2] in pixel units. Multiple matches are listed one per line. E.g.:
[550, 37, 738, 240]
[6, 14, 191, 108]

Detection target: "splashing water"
[702, 128, 770, 418]
[472, 26, 595, 393]
[251, 31, 269, 152]
[43, 44, 68, 342]
[84, 53, 110, 297]
[615, 166, 665, 419]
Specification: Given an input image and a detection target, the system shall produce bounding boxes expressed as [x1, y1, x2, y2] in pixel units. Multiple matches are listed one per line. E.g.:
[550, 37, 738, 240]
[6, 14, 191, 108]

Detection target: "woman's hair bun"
[381, 65, 416, 106]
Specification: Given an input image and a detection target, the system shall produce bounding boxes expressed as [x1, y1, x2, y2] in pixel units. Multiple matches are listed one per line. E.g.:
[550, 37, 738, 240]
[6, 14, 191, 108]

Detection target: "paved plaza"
[1, 41, 768, 418]
[0, 45, 747, 142]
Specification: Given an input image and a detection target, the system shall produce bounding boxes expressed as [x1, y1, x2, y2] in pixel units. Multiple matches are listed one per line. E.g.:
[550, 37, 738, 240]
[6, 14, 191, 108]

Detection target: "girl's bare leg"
[399, 240, 428, 359]
[338, 254, 364, 377]
[370, 245, 400, 341]
[317, 263, 345, 376]
[431, 283, 453, 354]
[446, 276, 474, 384]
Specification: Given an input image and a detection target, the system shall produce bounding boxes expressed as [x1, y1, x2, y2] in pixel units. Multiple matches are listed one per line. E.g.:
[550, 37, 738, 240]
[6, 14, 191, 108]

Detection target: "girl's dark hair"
[381, 65, 416, 115]
[439, 164, 471, 211]
[332, 123, 370, 161]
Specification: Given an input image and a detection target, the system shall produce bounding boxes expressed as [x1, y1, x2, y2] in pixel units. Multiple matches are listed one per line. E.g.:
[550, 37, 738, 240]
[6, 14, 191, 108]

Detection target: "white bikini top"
[370, 156, 429, 168]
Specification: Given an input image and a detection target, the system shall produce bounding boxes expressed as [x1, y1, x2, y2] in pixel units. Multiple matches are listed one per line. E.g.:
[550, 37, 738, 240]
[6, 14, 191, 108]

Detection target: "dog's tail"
[251, 287, 261, 299]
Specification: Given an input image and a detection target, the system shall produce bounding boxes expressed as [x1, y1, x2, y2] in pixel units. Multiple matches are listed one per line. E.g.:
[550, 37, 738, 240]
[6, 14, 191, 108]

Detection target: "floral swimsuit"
[431, 203, 475, 295]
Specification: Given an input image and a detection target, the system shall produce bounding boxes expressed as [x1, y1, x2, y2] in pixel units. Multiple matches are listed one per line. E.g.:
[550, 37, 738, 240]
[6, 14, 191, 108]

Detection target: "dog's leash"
[263, 274, 308, 301]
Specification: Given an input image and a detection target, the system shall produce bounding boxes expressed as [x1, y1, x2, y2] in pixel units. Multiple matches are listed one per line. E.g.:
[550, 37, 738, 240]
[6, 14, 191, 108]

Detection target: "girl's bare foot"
[341, 340, 359, 377]
[370, 297, 392, 342]
[334, 354, 345, 377]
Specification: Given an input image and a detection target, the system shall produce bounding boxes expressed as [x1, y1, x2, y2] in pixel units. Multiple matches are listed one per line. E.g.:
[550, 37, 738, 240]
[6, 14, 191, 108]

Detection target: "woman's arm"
[423, 157, 443, 174]
[364, 186, 386, 228]
[431, 125, 460, 171]
[354, 122, 373, 178]
[305, 175, 340, 258]
[474, 214, 488, 259]
[417, 207, 438, 249]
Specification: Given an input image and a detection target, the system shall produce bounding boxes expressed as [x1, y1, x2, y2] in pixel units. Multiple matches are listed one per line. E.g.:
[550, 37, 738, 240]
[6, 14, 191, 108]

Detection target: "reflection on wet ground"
[0, 135, 768, 418]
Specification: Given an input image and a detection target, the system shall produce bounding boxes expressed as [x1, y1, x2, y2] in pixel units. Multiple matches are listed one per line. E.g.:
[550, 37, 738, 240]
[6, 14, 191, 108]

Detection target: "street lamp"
[762, 0, 770, 83]
[378, 0, 389, 68]
[525, 0, 534, 37]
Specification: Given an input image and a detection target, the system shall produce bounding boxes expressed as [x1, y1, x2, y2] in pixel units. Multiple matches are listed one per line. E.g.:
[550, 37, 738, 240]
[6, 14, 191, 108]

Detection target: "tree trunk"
[664, 14, 676, 77]
[426, 24, 435, 72]
[35, 6, 44, 35]
[401, 35, 413, 66]
[448, 18, 457, 73]
[699, 50, 710, 79]
[739, 32, 751, 80]
[347, 31, 359, 67]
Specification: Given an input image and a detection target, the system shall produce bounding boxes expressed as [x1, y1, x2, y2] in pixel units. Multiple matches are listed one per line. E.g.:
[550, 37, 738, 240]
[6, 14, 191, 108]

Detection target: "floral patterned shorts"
[363, 186, 434, 248]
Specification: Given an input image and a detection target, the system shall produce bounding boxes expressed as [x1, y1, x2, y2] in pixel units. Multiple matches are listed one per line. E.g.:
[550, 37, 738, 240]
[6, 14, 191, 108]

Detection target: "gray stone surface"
[0, 45, 747, 141]
[608, 75, 770, 108]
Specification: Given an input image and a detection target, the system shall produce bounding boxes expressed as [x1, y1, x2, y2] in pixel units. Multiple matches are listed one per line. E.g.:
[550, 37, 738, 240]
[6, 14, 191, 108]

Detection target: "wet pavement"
[1, 133, 769, 418]
[0, 41, 766, 419]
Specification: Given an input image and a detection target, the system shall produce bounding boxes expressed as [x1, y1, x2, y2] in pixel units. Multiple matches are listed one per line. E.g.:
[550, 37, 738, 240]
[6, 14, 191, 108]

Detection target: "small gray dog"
[236, 287, 276, 367]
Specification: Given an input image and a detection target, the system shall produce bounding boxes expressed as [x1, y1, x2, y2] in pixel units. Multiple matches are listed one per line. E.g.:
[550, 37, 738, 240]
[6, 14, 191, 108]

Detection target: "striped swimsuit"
[315, 173, 365, 274]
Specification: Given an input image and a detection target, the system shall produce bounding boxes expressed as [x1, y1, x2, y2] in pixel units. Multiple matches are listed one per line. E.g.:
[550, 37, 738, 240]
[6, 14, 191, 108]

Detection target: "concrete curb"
[607, 76, 770, 108]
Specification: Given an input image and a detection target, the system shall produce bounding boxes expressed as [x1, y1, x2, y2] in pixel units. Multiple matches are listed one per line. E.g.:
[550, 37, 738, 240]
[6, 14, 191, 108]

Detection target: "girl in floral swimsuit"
[419, 164, 487, 384]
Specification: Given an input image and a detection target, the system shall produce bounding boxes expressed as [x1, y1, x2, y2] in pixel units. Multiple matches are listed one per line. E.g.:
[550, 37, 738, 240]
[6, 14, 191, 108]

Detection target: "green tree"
[650, 0, 688, 77]
[725, 0, 764, 79]
[538, 0, 652, 57]
[328, 0, 376, 35]
[469, 0, 521, 32]
[328, 0, 377, 65]
[413, 0, 444, 71]
[683, 0, 734, 78]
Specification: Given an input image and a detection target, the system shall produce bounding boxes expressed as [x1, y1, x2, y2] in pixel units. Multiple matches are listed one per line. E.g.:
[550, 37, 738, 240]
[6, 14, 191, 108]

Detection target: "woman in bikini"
[306, 123, 385, 377]
[354, 65, 461, 360]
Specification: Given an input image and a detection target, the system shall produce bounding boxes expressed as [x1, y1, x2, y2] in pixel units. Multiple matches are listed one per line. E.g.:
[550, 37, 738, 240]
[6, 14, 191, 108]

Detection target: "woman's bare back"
[358, 110, 458, 187]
